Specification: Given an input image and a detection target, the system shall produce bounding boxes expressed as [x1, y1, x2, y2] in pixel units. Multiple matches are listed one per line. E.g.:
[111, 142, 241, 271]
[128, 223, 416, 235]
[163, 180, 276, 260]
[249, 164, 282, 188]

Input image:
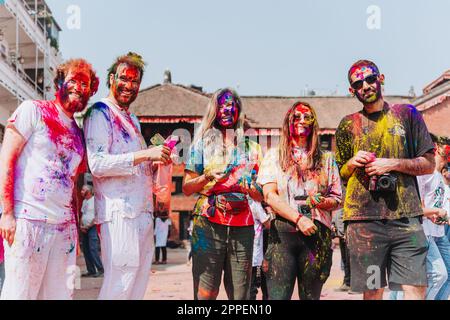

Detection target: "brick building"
[414, 70, 450, 139]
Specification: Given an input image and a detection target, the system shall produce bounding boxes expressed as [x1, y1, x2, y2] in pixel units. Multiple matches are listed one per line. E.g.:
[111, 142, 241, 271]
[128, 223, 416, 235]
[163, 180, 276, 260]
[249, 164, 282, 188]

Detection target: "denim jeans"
[390, 235, 450, 300]
[192, 215, 254, 300]
[429, 235, 450, 300]
[81, 226, 104, 274]
[0, 262, 4, 294]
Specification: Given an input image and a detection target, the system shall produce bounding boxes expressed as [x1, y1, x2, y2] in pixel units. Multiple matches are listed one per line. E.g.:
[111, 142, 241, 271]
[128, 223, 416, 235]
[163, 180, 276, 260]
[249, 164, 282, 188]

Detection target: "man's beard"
[114, 85, 138, 107]
[59, 88, 89, 113]
[356, 83, 382, 105]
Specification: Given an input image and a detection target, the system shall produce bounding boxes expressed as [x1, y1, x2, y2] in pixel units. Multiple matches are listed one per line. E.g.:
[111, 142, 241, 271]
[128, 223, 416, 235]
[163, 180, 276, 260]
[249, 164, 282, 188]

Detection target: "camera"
[294, 195, 312, 219]
[368, 173, 398, 192]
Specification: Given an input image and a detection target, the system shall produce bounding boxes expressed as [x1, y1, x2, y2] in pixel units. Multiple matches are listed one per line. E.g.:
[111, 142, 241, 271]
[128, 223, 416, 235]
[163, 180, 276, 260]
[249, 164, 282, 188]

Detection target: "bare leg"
[402, 285, 426, 300]
[363, 288, 384, 300]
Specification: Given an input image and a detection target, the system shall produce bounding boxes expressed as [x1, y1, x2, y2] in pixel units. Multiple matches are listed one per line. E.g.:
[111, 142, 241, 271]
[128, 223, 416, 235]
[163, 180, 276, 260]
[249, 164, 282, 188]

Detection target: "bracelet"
[295, 213, 303, 230]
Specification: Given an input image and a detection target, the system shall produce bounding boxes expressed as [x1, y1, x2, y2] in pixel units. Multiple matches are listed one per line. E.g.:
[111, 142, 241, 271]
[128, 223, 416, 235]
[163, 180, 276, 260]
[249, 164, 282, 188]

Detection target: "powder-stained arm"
[263, 182, 318, 236]
[84, 107, 170, 178]
[394, 152, 435, 176]
[0, 126, 27, 245]
[365, 152, 435, 177]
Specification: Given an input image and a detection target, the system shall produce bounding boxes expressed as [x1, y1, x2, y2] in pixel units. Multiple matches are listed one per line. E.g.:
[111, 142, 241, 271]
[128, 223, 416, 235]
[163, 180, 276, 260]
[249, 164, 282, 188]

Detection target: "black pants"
[250, 266, 269, 300]
[339, 237, 351, 286]
[155, 247, 167, 262]
[265, 219, 333, 300]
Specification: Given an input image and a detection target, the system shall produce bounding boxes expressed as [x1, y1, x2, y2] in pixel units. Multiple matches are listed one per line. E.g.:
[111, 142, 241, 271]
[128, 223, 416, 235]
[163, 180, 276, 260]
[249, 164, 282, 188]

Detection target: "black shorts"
[346, 217, 428, 292]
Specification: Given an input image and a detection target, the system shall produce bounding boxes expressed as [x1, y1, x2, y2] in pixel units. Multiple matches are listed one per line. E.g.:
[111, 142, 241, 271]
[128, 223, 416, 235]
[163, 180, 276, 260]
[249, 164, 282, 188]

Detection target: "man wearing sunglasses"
[335, 60, 436, 300]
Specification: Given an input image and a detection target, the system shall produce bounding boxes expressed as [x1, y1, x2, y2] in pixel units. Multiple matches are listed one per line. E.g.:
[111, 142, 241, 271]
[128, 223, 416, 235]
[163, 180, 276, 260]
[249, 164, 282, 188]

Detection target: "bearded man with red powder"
[335, 60, 436, 300]
[0, 59, 99, 300]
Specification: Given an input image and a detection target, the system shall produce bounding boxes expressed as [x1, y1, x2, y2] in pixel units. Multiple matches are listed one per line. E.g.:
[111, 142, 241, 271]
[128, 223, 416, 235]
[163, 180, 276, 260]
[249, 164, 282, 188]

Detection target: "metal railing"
[17, 0, 47, 36]
[0, 49, 44, 98]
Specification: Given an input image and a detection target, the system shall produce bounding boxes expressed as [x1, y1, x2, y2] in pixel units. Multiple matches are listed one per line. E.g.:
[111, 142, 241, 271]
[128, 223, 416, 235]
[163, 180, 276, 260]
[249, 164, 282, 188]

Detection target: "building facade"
[414, 70, 450, 163]
[0, 0, 62, 147]
[415, 70, 450, 138]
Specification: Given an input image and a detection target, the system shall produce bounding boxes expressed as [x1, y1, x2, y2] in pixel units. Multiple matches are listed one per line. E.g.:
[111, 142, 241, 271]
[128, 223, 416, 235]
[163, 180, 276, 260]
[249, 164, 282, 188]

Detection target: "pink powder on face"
[289, 105, 313, 138]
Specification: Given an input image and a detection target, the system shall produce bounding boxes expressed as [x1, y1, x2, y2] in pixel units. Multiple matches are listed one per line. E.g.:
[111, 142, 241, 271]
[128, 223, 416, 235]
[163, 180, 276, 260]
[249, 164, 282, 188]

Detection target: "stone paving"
[74, 240, 392, 300]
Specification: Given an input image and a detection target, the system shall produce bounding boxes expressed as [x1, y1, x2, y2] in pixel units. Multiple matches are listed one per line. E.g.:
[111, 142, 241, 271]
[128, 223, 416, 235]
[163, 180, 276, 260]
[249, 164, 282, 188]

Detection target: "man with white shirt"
[441, 164, 450, 241]
[417, 165, 450, 300]
[391, 148, 450, 300]
[83, 52, 171, 300]
[0, 59, 98, 299]
[80, 185, 103, 277]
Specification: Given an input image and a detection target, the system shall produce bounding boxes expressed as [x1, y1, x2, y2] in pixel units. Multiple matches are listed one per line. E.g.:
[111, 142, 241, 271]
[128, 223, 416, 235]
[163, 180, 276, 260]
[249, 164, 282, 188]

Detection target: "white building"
[0, 0, 62, 147]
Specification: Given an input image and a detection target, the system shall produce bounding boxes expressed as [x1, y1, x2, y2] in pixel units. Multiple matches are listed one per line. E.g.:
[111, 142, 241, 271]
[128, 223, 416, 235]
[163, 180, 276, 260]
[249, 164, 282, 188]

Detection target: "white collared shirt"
[83, 98, 154, 223]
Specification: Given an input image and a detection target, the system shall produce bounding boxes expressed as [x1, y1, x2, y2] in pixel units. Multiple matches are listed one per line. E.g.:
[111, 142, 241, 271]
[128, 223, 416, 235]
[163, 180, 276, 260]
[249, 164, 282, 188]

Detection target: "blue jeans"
[81, 226, 104, 274]
[0, 262, 4, 294]
[390, 235, 450, 300]
[429, 235, 450, 300]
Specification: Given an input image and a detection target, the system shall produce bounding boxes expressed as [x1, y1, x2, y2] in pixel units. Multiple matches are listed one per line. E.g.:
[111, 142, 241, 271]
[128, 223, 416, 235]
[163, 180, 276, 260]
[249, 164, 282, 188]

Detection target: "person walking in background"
[80, 185, 104, 277]
[390, 146, 450, 300]
[186, 216, 194, 266]
[249, 200, 271, 300]
[154, 216, 172, 265]
[331, 187, 351, 293]
[438, 154, 450, 241]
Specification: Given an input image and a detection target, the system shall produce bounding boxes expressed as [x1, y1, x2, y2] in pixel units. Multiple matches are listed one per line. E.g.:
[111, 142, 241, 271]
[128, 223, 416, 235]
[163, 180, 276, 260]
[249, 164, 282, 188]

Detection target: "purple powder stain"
[308, 252, 316, 265]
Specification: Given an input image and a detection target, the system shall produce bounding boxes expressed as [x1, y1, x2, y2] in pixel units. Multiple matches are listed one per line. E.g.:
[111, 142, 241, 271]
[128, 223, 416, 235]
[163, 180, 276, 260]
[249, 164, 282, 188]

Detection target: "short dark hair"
[106, 52, 146, 88]
[347, 60, 380, 83]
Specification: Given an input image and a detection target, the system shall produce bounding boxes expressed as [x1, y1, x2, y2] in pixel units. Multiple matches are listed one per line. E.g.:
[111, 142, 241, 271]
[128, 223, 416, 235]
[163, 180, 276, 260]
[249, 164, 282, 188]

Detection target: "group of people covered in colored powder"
[0, 55, 449, 300]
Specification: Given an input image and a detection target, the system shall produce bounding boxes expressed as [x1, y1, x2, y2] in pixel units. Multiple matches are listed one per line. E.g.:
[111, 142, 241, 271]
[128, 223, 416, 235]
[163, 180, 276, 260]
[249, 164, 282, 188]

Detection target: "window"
[172, 176, 183, 195]
[319, 134, 332, 151]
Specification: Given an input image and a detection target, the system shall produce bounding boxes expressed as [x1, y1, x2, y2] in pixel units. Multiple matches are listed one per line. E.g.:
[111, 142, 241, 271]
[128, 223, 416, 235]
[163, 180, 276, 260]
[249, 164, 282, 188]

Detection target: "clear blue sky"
[46, 0, 450, 101]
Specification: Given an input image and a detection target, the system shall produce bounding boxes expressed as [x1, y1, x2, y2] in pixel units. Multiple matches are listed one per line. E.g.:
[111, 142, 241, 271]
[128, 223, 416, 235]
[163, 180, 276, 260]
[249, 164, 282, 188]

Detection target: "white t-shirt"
[417, 171, 446, 237]
[249, 199, 270, 267]
[257, 148, 342, 229]
[8, 100, 85, 224]
[155, 217, 172, 247]
[444, 184, 450, 218]
[81, 197, 95, 228]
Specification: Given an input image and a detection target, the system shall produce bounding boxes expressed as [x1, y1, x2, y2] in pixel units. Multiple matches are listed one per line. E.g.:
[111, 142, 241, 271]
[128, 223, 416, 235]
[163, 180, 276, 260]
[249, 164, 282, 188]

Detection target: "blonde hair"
[279, 101, 322, 175]
[193, 88, 245, 147]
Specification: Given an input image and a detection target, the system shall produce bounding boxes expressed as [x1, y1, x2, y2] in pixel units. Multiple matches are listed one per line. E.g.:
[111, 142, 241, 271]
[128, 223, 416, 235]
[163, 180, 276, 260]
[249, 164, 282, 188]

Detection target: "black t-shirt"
[335, 103, 435, 221]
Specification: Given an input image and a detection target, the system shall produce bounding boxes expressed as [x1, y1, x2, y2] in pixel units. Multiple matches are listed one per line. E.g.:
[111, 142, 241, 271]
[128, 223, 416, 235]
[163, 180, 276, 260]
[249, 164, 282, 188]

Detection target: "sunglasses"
[350, 74, 379, 90]
[292, 113, 315, 124]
